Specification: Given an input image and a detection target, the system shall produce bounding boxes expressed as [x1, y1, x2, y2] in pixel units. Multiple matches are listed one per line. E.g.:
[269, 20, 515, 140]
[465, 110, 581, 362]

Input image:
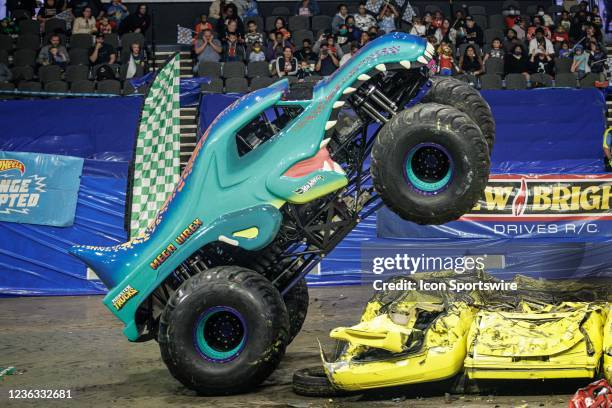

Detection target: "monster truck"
[70, 32, 494, 395]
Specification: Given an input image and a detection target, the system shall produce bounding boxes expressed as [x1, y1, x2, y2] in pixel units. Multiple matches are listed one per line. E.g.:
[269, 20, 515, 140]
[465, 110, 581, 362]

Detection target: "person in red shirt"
[195, 14, 214, 36]
[551, 25, 569, 45]
[436, 42, 455, 75]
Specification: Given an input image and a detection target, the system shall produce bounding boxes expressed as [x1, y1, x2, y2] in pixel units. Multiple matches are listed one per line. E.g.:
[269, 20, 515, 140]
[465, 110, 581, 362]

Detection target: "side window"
[235, 106, 303, 156]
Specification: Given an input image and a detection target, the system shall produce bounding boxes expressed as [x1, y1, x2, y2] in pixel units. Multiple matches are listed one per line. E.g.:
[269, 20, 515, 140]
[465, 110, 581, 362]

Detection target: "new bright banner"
[0, 151, 84, 227]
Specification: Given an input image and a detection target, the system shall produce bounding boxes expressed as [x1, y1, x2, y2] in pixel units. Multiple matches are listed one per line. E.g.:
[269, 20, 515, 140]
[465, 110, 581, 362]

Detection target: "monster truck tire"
[284, 278, 309, 344]
[371, 103, 489, 225]
[421, 76, 495, 153]
[158, 265, 289, 395]
[292, 366, 345, 397]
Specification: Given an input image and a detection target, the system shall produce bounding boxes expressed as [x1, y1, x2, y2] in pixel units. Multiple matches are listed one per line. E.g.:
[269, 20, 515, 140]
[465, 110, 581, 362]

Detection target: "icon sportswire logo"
[460, 174, 612, 221]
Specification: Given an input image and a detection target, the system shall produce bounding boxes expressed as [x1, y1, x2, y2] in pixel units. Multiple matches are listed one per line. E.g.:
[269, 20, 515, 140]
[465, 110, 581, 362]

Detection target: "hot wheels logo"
[461, 174, 612, 221]
[0, 159, 25, 175]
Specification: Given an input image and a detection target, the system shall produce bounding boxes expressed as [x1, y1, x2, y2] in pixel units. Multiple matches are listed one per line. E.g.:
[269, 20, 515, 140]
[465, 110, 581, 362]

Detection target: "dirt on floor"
[0, 285, 577, 407]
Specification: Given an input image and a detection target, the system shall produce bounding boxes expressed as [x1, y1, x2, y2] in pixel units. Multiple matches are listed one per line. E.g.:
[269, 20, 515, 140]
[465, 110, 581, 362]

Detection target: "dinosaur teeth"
[358, 74, 371, 81]
[424, 50, 434, 59]
[322, 161, 332, 171]
[320, 138, 331, 148]
[426, 42, 436, 56]
[325, 120, 337, 130]
[333, 162, 345, 175]
[417, 56, 428, 65]
[218, 235, 239, 246]
[375, 64, 386, 72]
[343, 87, 357, 94]
[333, 101, 345, 109]
[400, 60, 411, 69]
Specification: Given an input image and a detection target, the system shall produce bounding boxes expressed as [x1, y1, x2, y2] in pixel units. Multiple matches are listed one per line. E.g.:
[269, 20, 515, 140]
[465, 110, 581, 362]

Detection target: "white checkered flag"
[177, 25, 195, 45]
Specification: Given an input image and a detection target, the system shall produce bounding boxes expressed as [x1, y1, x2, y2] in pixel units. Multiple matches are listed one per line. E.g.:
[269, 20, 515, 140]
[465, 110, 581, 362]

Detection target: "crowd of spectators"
[0, 0, 152, 93]
[192, 0, 608, 91]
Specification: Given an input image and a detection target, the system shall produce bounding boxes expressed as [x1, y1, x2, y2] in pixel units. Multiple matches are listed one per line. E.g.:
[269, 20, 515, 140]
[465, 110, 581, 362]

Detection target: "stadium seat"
[245, 16, 264, 30]
[223, 61, 246, 78]
[119, 63, 144, 80]
[0, 50, 8, 65]
[247, 61, 270, 78]
[11, 9, 32, 21]
[225, 77, 248, 93]
[502, 0, 520, 9]
[44, 80, 68, 93]
[39, 65, 63, 84]
[65, 65, 90, 82]
[11, 66, 34, 81]
[293, 29, 314, 46]
[504, 73, 527, 90]
[71, 79, 95, 93]
[250, 76, 274, 90]
[530, 73, 553, 87]
[484, 58, 504, 75]
[272, 6, 291, 15]
[484, 29, 504, 45]
[44, 18, 66, 35]
[488, 14, 504, 29]
[311, 15, 332, 32]
[96, 79, 122, 94]
[104, 33, 120, 49]
[18, 81, 42, 92]
[69, 48, 90, 65]
[304, 75, 321, 83]
[525, 5, 538, 15]
[13, 49, 36, 67]
[18, 19, 40, 35]
[265, 16, 280, 32]
[121, 32, 145, 51]
[288, 16, 310, 31]
[480, 74, 503, 89]
[198, 61, 222, 78]
[472, 15, 488, 29]
[468, 6, 487, 15]
[123, 80, 137, 94]
[0, 35, 13, 51]
[424, 5, 442, 13]
[555, 58, 572, 74]
[201, 78, 224, 93]
[555, 73, 578, 88]
[547, 5, 564, 15]
[579, 73, 600, 88]
[69, 34, 93, 49]
[16, 34, 41, 50]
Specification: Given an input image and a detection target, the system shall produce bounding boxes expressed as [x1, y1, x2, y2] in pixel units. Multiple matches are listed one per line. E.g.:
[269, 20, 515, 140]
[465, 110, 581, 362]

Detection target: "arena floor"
[0, 286, 577, 407]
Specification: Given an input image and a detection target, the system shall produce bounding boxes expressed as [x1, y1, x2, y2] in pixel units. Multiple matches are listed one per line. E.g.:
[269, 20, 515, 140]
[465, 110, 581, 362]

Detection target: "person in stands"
[377, 2, 399, 34]
[505, 44, 529, 80]
[193, 29, 222, 73]
[332, 4, 349, 33]
[222, 32, 246, 62]
[355, 2, 376, 32]
[124, 42, 147, 79]
[294, 0, 319, 17]
[315, 43, 339, 75]
[89, 33, 116, 65]
[73, 6, 97, 34]
[37, 34, 70, 67]
[274, 46, 298, 77]
[119, 3, 151, 35]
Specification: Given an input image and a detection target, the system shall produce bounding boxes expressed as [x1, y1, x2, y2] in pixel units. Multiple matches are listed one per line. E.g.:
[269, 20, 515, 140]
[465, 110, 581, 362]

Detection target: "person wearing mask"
[119, 3, 150, 35]
[297, 60, 313, 81]
[294, 0, 319, 17]
[336, 23, 351, 53]
[73, 6, 98, 34]
[37, 34, 70, 67]
[463, 15, 483, 47]
[125, 42, 146, 79]
[502, 5, 520, 28]
[354, 2, 376, 32]
[345, 15, 361, 42]
[505, 44, 529, 80]
[248, 40, 266, 62]
[222, 32, 246, 62]
[535, 6, 554, 27]
[315, 43, 339, 75]
[193, 29, 222, 73]
[332, 4, 349, 33]
[528, 27, 554, 56]
[274, 46, 298, 77]
[295, 38, 316, 62]
[528, 44, 554, 76]
[377, 2, 398, 34]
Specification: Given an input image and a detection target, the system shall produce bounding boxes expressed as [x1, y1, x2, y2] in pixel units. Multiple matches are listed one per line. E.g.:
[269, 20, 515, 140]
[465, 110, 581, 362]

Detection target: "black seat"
[480, 74, 503, 90]
[69, 48, 90, 65]
[39, 64, 63, 83]
[271, 6, 290, 15]
[224, 77, 248, 93]
[11, 66, 34, 81]
[555, 73, 577, 88]
[0, 35, 13, 51]
[18, 19, 40, 35]
[555, 58, 572, 74]
[223, 61, 246, 78]
[288, 16, 310, 31]
[250, 76, 274, 90]
[530, 73, 553, 88]
[69, 34, 93, 49]
[504, 73, 527, 90]
[484, 58, 504, 75]
[579, 73, 600, 88]
[104, 33, 120, 49]
[13, 49, 36, 67]
[44, 18, 66, 35]
[0, 50, 8, 65]
[16, 34, 40, 50]
[44, 80, 68, 93]
[96, 79, 122, 94]
[247, 61, 270, 78]
[311, 15, 332, 32]
[65, 64, 90, 82]
[70, 79, 95, 93]
[200, 78, 224, 93]
[17, 81, 42, 92]
[198, 61, 222, 78]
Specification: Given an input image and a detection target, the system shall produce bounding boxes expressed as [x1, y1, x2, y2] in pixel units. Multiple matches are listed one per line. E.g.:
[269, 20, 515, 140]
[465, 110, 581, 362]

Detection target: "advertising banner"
[0, 151, 84, 227]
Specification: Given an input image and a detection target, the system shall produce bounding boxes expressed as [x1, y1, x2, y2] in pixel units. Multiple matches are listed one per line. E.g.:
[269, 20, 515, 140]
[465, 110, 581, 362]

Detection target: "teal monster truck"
[70, 32, 495, 395]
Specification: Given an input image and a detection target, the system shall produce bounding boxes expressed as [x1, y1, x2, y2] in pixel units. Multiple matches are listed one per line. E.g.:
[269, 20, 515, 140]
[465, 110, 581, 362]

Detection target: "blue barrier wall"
[0, 88, 607, 295]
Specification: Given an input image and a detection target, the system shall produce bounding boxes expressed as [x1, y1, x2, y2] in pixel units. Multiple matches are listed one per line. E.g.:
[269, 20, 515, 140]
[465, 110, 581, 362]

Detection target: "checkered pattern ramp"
[129, 54, 181, 238]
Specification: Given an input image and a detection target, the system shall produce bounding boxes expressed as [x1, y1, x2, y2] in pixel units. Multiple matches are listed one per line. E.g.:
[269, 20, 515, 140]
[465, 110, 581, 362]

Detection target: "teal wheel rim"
[404, 143, 453, 194]
[193, 306, 247, 363]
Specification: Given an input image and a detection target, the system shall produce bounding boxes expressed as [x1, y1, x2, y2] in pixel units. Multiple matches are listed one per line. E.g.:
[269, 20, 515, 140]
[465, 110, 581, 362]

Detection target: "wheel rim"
[194, 306, 247, 363]
[404, 143, 453, 194]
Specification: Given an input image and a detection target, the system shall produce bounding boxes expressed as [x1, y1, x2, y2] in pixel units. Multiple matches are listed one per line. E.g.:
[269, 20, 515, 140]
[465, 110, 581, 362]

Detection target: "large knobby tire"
[421, 76, 495, 153]
[283, 278, 309, 344]
[292, 366, 345, 397]
[371, 103, 490, 225]
[158, 265, 289, 395]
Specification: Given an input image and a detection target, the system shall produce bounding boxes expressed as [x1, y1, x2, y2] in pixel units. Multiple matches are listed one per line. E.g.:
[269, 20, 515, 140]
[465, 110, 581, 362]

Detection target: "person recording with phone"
[315, 43, 339, 76]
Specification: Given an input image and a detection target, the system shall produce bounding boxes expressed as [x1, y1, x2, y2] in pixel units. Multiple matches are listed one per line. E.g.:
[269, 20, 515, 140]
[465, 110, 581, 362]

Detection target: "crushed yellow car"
[320, 275, 477, 391]
[604, 304, 612, 383]
[464, 301, 607, 380]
